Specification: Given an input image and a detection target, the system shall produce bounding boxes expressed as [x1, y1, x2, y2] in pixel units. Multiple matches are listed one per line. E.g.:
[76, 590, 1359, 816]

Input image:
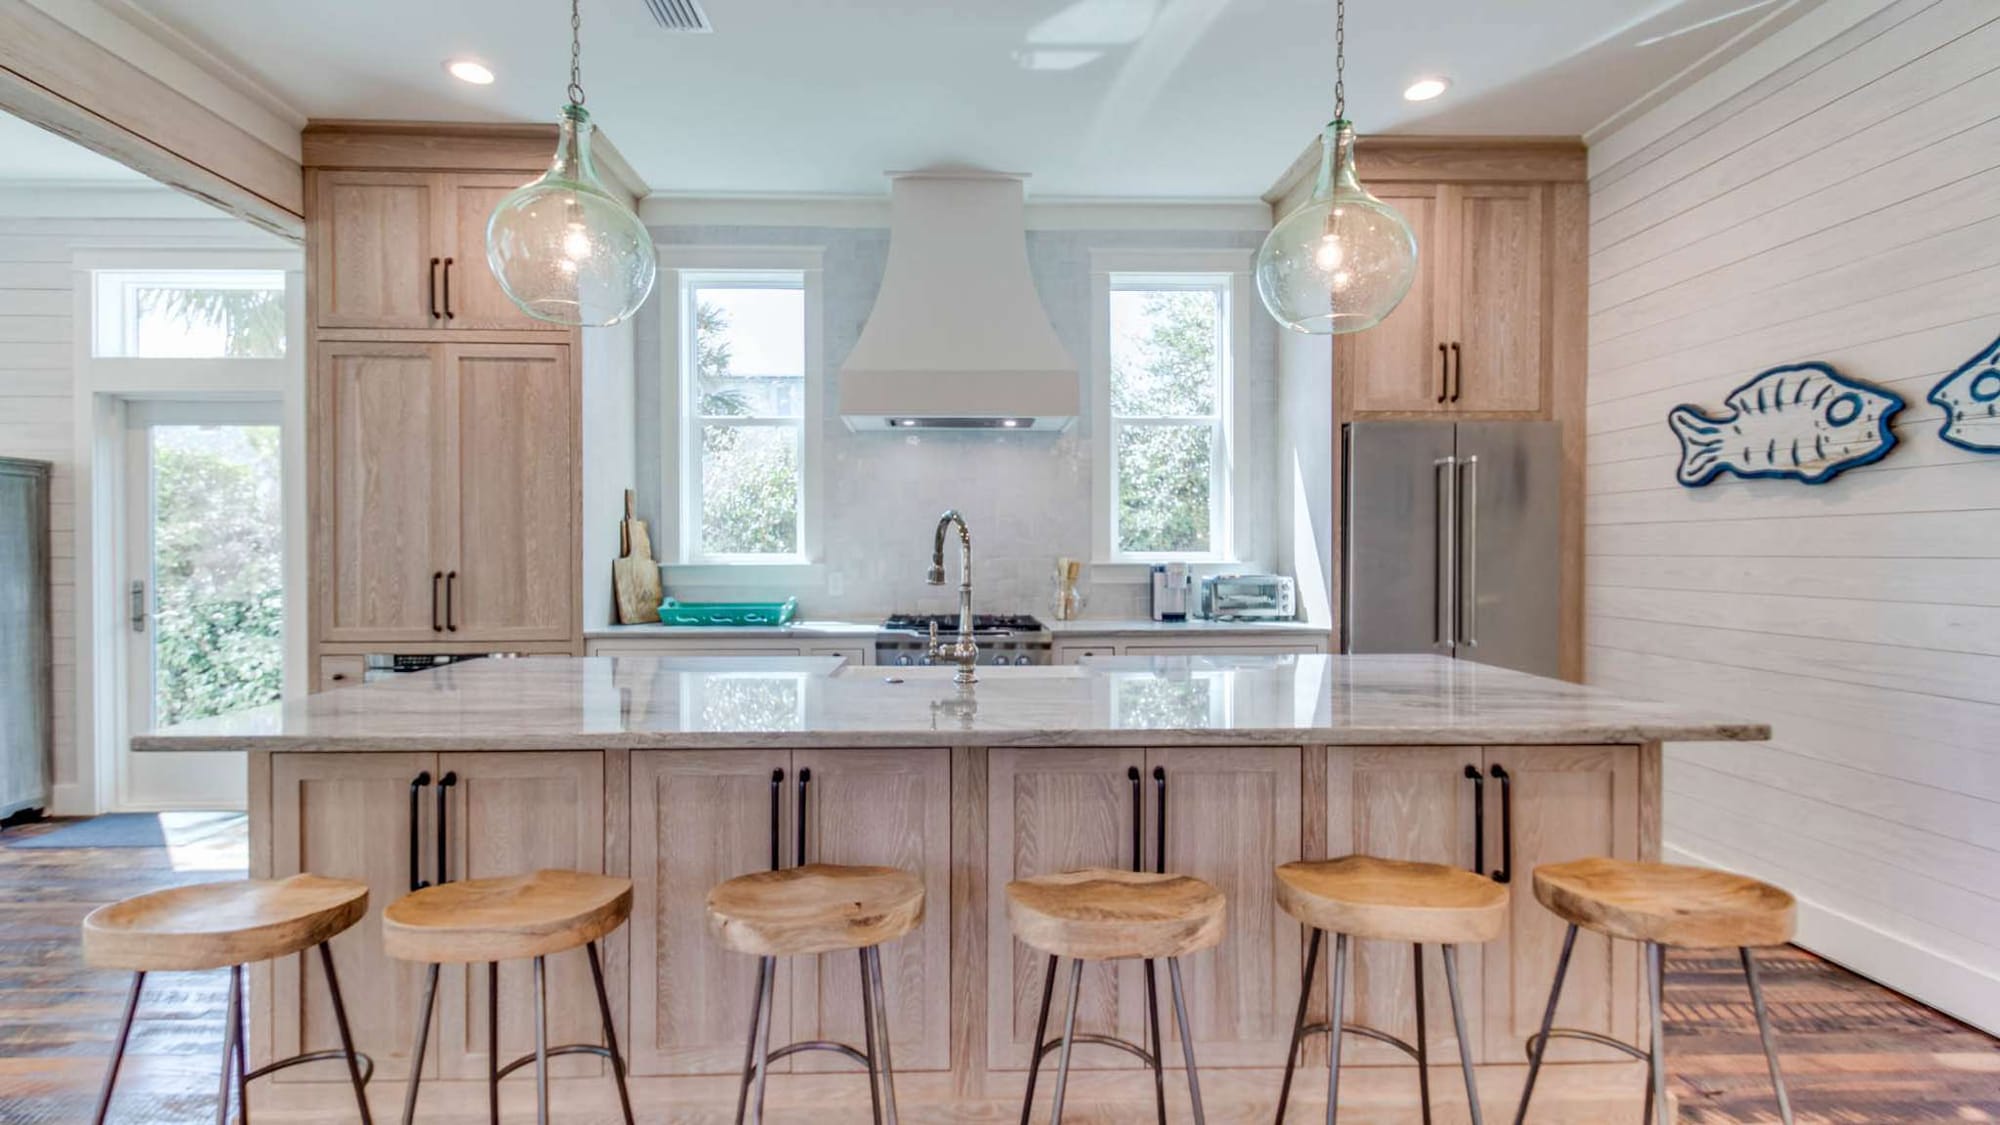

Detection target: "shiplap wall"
[1585, 0, 2000, 1032]
[0, 192, 285, 810]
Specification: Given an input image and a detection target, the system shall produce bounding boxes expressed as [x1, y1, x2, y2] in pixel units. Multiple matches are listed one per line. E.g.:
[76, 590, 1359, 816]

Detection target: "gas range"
[876, 613, 1052, 667]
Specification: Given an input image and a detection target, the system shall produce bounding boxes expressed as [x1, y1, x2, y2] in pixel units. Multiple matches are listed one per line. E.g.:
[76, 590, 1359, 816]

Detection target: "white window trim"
[1089, 249, 1252, 567]
[659, 246, 825, 570]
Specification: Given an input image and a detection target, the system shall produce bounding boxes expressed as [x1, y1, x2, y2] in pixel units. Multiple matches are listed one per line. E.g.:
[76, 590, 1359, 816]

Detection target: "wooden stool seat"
[707, 862, 925, 957]
[82, 874, 367, 972]
[383, 869, 632, 964]
[1276, 856, 1508, 945]
[1534, 857, 1796, 949]
[1006, 867, 1225, 961]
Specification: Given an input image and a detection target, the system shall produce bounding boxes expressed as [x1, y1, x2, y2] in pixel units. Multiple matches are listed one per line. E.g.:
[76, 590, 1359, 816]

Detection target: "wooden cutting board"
[612, 489, 664, 624]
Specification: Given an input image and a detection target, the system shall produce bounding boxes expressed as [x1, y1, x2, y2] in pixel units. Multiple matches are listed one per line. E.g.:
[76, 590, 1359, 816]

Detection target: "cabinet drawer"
[317, 655, 366, 692]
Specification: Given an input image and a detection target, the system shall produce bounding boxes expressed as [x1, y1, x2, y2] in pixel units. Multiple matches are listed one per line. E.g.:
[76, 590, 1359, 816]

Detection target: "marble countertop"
[585, 621, 881, 639]
[585, 618, 1330, 639]
[135, 654, 1768, 752]
[1047, 619, 1330, 636]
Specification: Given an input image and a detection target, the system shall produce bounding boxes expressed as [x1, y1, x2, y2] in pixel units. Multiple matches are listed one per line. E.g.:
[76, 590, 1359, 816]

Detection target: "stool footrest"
[1297, 1020, 1424, 1063]
[494, 1042, 614, 1081]
[1031, 1031, 1159, 1070]
[1524, 1027, 1651, 1064]
[764, 1038, 872, 1068]
[243, 1048, 376, 1087]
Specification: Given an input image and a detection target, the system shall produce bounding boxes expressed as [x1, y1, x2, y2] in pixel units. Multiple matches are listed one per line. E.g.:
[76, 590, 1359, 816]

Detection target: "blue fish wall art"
[1667, 362, 1904, 487]
[1928, 333, 2000, 453]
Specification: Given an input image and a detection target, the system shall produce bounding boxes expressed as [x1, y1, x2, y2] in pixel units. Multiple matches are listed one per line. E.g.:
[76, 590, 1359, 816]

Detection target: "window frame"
[661, 247, 825, 568]
[1090, 251, 1250, 565]
[91, 267, 289, 359]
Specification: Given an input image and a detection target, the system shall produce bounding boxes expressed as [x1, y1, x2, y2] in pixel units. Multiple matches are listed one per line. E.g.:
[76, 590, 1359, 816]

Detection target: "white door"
[118, 400, 281, 809]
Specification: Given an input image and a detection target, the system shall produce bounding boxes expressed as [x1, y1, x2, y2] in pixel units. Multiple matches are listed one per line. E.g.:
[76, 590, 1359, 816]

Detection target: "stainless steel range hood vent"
[839, 170, 1079, 432]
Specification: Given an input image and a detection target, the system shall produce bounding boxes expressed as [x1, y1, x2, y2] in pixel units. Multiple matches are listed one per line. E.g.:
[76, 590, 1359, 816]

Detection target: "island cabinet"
[1324, 744, 1642, 1068]
[987, 747, 1305, 1073]
[263, 751, 605, 1084]
[626, 748, 954, 1078]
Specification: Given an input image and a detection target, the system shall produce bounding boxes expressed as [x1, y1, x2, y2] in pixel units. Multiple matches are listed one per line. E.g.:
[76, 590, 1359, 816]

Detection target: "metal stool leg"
[1441, 945, 1483, 1125]
[233, 965, 251, 1124]
[1143, 959, 1167, 1125]
[487, 962, 501, 1125]
[864, 945, 900, 1125]
[1047, 959, 1085, 1125]
[92, 971, 145, 1125]
[532, 955, 551, 1125]
[736, 956, 771, 1125]
[859, 948, 884, 1125]
[400, 963, 438, 1125]
[1019, 954, 1060, 1125]
[1412, 943, 1432, 1125]
[1511, 922, 1576, 1125]
[218, 963, 243, 1125]
[1646, 943, 1669, 1125]
[1274, 928, 1321, 1124]
[319, 943, 374, 1125]
[1324, 933, 1348, 1125]
[588, 942, 637, 1125]
[1168, 957, 1206, 1125]
[1741, 948, 1794, 1125]
[750, 955, 777, 1125]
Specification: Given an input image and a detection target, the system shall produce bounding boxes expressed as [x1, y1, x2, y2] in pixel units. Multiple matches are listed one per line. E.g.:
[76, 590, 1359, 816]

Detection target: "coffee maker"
[1150, 562, 1192, 622]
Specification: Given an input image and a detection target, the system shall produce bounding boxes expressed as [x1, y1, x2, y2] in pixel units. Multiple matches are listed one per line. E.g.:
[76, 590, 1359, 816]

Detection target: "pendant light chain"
[1333, 0, 1346, 122]
[567, 0, 587, 106]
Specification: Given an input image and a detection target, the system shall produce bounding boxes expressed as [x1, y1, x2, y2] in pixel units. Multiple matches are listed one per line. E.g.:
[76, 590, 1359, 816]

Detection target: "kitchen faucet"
[925, 509, 978, 683]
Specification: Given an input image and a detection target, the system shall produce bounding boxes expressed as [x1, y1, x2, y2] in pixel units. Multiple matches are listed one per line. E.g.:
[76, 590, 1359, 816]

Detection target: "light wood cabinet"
[312, 341, 577, 647]
[1343, 182, 1548, 417]
[311, 170, 553, 333]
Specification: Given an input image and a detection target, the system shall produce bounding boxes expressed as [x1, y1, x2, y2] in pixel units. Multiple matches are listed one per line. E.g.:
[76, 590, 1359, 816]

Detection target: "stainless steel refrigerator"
[1342, 421, 1560, 676]
[0, 458, 51, 819]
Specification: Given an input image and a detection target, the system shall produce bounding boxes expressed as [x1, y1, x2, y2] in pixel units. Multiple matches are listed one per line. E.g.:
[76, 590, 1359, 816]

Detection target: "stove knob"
[919, 656, 935, 666]
[895, 654, 913, 666]
[1015, 655, 1032, 666]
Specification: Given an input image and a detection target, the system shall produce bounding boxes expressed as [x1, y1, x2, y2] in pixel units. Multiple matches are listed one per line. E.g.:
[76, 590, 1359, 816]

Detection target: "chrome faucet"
[925, 509, 978, 684]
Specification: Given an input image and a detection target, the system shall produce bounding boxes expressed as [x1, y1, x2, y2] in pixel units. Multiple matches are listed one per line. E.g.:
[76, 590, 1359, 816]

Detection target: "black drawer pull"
[1489, 764, 1513, 884]
[435, 771, 457, 885]
[408, 771, 431, 891]
[1464, 764, 1485, 875]
[768, 768, 785, 871]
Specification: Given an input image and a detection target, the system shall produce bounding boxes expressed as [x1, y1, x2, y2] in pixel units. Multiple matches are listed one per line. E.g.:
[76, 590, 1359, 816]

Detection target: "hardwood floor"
[1, 819, 1994, 1122]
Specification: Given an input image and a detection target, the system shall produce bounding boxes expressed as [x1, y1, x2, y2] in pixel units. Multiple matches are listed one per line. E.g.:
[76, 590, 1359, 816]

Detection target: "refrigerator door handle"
[1460, 455, 1479, 648]
[1435, 455, 1457, 650]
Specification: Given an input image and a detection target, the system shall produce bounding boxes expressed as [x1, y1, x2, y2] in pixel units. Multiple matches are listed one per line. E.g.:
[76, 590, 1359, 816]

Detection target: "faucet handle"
[927, 620, 939, 656]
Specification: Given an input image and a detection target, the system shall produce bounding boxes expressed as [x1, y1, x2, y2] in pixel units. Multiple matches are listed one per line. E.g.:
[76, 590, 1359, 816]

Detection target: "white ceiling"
[125, 0, 1812, 199]
[0, 112, 152, 183]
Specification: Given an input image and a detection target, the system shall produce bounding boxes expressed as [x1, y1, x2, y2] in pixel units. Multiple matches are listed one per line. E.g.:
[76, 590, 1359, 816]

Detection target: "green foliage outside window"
[1113, 289, 1221, 555]
[695, 299, 801, 555]
[136, 287, 286, 358]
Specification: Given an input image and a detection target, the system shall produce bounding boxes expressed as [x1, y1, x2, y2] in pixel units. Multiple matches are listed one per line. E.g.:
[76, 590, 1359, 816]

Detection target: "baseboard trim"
[1665, 842, 2000, 1036]
[48, 783, 94, 818]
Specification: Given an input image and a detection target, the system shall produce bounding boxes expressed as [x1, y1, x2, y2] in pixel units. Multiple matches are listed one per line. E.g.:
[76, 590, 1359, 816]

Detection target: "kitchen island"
[137, 654, 1765, 1123]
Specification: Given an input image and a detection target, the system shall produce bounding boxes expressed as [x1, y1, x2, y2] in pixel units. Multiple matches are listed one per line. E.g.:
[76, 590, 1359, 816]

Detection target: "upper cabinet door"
[443, 174, 564, 332]
[1342, 186, 1446, 414]
[446, 344, 576, 642]
[1450, 185, 1545, 414]
[315, 341, 453, 643]
[313, 171, 442, 330]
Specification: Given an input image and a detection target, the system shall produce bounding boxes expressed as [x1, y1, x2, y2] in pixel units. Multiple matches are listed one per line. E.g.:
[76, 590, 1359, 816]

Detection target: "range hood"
[839, 171, 1079, 431]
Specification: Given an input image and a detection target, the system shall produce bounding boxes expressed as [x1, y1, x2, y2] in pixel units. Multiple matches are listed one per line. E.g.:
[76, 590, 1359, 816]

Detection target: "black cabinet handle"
[442, 257, 454, 320]
[435, 771, 457, 885]
[428, 257, 441, 320]
[1489, 764, 1513, 884]
[795, 768, 812, 868]
[1151, 766, 1167, 875]
[1436, 343, 1449, 404]
[408, 770, 432, 891]
[431, 571, 443, 633]
[444, 571, 457, 632]
[1126, 766, 1143, 873]
[1450, 342, 1463, 403]
[1464, 764, 1485, 875]
[768, 768, 785, 871]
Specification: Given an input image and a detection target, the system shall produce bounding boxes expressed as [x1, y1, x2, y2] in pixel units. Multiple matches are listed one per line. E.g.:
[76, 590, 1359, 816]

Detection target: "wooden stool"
[82, 874, 374, 1125]
[384, 869, 635, 1125]
[1514, 857, 1798, 1125]
[1273, 856, 1507, 1124]
[708, 862, 925, 1125]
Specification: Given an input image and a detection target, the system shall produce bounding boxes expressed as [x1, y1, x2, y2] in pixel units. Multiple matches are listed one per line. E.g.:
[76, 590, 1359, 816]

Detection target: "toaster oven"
[1197, 574, 1296, 621]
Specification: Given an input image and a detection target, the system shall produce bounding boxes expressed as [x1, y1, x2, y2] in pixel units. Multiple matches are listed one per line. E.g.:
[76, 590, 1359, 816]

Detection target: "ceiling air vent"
[640, 0, 712, 32]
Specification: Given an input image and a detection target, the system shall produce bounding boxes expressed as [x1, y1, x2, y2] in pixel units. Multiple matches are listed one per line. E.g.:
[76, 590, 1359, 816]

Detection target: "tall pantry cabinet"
[304, 124, 644, 686]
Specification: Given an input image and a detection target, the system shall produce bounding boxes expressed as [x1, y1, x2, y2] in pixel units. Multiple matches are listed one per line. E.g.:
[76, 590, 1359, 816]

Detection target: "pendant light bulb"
[1255, 119, 1418, 335]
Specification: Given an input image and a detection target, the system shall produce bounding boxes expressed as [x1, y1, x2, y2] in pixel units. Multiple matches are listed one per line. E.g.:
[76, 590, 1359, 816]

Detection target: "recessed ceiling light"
[446, 59, 495, 85]
[1403, 76, 1450, 102]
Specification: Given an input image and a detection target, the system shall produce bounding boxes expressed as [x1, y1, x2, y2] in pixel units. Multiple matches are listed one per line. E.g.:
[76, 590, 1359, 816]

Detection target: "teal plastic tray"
[658, 596, 798, 627]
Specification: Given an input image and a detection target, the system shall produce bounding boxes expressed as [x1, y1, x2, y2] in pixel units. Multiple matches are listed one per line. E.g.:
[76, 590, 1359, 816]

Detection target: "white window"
[667, 253, 823, 565]
[1093, 259, 1244, 563]
[92, 269, 287, 358]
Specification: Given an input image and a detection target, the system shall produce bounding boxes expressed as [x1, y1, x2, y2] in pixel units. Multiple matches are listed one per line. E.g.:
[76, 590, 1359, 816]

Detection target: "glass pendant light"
[1254, 0, 1418, 335]
[486, 0, 657, 327]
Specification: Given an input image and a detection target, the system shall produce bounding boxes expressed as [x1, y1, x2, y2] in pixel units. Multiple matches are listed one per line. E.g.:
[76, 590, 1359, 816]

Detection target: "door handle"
[1489, 764, 1513, 884]
[1435, 455, 1458, 650]
[794, 767, 812, 868]
[129, 580, 147, 633]
[431, 571, 443, 633]
[767, 767, 785, 871]
[434, 771, 457, 885]
[1450, 342, 1463, 403]
[442, 257, 454, 321]
[1436, 343, 1449, 404]
[445, 571, 457, 632]
[1459, 456, 1479, 649]
[1464, 764, 1485, 875]
[1151, 766, 1167, 875]
[408, 771, 432, 891]
[428, 257, 441, 321]
[1127, 766, 1143, 874]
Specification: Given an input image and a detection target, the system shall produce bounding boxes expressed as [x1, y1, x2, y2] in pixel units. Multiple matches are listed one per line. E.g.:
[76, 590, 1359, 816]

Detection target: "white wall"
[1584, 0, 2000, 1032]
[0, 184, 289, 813]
